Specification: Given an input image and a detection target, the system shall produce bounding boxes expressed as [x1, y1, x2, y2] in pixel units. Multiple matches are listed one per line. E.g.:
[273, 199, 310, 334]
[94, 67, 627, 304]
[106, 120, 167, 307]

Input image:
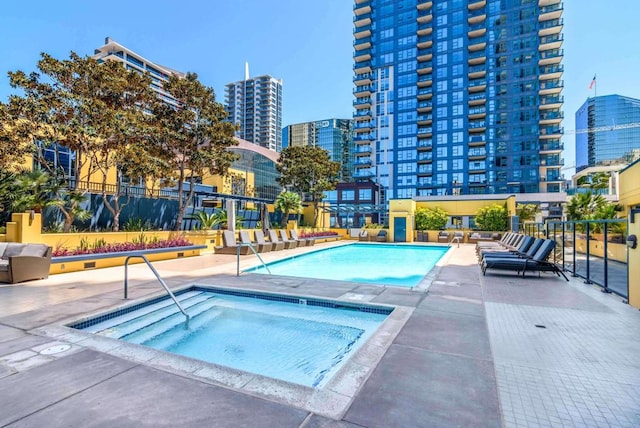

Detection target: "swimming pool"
[246, 243, 449, 287]
[71, 287, 391, 388]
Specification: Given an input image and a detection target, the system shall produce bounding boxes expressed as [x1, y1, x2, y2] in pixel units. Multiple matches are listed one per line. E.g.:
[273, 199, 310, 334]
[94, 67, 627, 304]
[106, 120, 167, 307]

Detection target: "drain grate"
[534, 324, 546, 329]
[40, 344, 72, 355]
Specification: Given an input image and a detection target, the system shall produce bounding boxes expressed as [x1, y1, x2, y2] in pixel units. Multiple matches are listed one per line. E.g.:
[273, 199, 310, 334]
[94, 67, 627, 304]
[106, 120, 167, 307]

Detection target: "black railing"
[67, 179, 181, 200]
[523, 220, 628, 299]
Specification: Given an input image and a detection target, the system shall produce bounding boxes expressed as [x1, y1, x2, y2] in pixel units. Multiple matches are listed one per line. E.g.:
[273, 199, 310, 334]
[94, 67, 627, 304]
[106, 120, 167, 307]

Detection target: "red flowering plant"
[52, 235, 194, 257]
[298, 231, 340, 238]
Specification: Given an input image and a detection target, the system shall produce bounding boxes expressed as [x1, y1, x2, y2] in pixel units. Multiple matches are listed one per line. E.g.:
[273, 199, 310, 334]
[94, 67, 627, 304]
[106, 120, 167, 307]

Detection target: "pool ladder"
[236, 243, 271, 276]
[123, 254, 190, 321]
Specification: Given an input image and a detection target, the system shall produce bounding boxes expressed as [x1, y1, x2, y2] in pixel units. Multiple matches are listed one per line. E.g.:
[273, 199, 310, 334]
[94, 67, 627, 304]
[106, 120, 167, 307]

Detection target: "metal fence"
[523, 220, 629, 299]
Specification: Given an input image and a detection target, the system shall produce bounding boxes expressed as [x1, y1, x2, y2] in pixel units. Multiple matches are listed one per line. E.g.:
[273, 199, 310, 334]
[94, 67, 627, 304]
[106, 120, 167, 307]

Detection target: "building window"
[341, 190, 355, 201]
[359, 188, 373, 201]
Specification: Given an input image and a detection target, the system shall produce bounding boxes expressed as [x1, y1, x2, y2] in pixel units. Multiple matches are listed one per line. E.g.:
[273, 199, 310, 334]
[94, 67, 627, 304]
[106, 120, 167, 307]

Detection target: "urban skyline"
[2, 0, 640, 176]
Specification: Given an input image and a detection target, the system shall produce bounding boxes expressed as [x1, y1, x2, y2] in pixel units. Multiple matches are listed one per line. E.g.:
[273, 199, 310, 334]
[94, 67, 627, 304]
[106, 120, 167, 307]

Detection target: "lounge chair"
[476, 232, 513, 249]
[279, 230, 300, 248]
[257, 230, 283, 251]
[475, 233, 519, 255]
[215, 230, 251, 255]
[290, 229, 314, 246]
[239, 230, 271, 253]
[478, 236, 538, 261]
[437, 231, 450, 243]
[268, 229, 295, 250]
[481, 239, 568, 280]
[358, 230, 369, 241]
[376, 230, 387, 242]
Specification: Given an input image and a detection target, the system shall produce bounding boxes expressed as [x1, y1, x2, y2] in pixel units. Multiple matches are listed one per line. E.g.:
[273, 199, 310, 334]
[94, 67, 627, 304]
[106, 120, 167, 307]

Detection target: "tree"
[475, 204, 508, 231]
[149, 73, 238, 231]
[192, 210, 223, 231]
[276, 146, 340, 225]
[565, 192, 607, 221]
[6, 52, 158, 231]
[516, 203, 539, 222]
[415, 207, 448, 230]
[274, 191, 302, 227]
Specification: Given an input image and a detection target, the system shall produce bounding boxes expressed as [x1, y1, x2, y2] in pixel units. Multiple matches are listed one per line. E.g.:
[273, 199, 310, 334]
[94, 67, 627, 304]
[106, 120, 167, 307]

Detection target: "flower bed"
[299, 231, 340, 238]
[52, 237, 193, 257]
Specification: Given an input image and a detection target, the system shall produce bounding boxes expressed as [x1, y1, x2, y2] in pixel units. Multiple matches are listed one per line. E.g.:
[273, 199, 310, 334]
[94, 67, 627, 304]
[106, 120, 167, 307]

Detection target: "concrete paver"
[0, 240, 638, 427]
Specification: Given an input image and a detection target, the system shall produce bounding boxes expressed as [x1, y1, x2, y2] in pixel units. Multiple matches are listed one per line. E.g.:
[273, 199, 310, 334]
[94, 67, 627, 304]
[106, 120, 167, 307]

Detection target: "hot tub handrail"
[236, 242, 271, 276]
[123, 254, 189, 321]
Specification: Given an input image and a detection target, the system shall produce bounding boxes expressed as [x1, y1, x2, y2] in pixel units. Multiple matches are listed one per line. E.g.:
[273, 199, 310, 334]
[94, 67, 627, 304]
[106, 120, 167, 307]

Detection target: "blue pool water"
[247, 243, 448, 287]
[73, 288, 389, 387]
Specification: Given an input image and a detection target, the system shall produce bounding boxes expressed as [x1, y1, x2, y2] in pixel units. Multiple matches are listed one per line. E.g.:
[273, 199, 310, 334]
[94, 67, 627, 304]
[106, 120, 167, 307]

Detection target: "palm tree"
[565, 192, 607, 221]
[192, 210, 222, 230]
[275, 191, 302, 227]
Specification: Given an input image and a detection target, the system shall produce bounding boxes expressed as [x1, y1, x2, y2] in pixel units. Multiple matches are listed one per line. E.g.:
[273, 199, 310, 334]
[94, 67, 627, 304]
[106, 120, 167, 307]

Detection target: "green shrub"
[474, 204, 508, 231]
[415, 207, 448, 230]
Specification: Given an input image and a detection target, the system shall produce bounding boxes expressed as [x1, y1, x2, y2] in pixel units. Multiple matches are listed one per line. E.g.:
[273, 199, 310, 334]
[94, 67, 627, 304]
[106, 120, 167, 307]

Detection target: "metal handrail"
[236, 243, 271, 276]
[123, 254, 190, 321]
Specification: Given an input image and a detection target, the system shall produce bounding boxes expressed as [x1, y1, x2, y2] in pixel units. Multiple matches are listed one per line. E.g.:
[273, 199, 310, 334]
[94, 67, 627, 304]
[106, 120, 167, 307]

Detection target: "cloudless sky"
[1, 0, 639, 173]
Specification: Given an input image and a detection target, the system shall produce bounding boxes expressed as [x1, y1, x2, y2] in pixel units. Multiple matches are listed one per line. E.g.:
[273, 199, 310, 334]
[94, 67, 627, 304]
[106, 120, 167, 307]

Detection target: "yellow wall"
[619, 160, 640, 308]
[389, 199, 416, 242]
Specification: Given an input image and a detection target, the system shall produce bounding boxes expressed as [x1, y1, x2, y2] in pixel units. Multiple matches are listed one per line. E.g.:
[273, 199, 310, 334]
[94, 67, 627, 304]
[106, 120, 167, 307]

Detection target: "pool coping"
[32, 282, 414, 420]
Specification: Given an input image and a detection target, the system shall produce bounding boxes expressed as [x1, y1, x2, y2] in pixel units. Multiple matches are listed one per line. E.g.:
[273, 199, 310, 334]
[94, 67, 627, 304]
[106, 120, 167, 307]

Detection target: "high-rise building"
[225, 65, 283, 152]
[93, 37, 185, 109]
[352, 0, 564, 202]
[282, 119, 355, 181]
[575, 94, 640, 171]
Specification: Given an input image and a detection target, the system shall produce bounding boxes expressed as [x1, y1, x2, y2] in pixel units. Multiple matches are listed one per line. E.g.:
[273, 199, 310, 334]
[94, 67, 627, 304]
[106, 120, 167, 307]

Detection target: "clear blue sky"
[1, 0, 639, 171]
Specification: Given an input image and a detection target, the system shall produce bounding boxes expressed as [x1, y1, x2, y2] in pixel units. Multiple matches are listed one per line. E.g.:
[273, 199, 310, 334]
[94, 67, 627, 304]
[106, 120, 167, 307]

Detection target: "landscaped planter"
[50, 245, 206, 275]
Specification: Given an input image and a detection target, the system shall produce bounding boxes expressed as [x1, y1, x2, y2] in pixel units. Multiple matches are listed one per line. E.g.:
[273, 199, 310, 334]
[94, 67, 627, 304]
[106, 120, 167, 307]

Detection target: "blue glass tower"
[352, 0, 564, 201]
[575, 95, 640, 171]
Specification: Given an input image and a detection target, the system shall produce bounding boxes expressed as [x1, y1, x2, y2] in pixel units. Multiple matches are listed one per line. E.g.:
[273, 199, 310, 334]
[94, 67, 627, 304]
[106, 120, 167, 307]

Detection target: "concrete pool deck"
[0, 241, 639, 427]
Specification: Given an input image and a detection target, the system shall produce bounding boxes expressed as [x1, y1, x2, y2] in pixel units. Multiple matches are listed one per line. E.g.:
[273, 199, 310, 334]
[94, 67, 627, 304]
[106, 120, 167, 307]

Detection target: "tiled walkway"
[0, 242, 638, 427]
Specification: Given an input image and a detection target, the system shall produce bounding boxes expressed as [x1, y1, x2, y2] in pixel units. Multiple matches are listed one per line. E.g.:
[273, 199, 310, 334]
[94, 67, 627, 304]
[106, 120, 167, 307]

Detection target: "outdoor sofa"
[0, 243, 52, 284]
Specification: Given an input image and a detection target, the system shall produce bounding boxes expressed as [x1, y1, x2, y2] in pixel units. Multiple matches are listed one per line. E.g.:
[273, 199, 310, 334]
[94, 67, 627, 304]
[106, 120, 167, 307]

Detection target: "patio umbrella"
[261, 203, 271, 232]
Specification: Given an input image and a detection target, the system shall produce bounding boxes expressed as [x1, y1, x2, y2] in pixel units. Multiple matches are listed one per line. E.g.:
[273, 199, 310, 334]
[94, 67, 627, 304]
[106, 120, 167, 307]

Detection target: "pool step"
[85, 291, 210, 335]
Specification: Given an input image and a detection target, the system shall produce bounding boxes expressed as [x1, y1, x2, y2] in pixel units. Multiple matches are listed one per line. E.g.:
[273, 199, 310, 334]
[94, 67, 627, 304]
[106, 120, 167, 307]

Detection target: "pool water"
[247, 243, 448, 287]
[74, 288, 389, 387]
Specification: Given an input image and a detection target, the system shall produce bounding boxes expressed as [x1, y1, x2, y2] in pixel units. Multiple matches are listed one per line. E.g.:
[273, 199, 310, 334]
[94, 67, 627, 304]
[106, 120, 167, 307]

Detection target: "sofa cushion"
[18, 244, 49, 257]
[0, 242, 8, 258]
[2, 244, 26, 260]
[0, 260, 8, 272]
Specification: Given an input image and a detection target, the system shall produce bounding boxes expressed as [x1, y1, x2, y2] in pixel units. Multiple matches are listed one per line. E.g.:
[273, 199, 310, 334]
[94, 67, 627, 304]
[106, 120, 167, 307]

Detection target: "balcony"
[469, 136, 486, 146]
[539, 141, 563, 152]
[353, 169, 375, 179]
[417, 39, 433, 49]
[417, 138, 433, 150]
[539, 110, 564, 124]
[417, 152, 433, 163]
[354, 50, 371, 62]
[539, 79, 563, 95]
[468, 0, 487, 9]
[469, 121, 486, 133]
[417, 74, 433, 87]
[417, 87, 433, 100]
[354, 13, 372, 27]
[353, 84, 373, 97]
[416, 1, 433, 10]
[540, 126, 564, 138]
[353, 3, 371, 15]
[468, 49, 486, 65]
[539, 33, 564, 51]
[353, 72, 373, 85]
[417, 114, 432, 125]
[417, 61, 433, 74]
[354, 158, 372, 167]
[418, 165, 433, 175]
[354, 24, 372, 39]
[539, 2, 563, 21]
[539, 18, 563, 36]
[353, 97, 371, 109]
[468, 148, 487, 159]
[468, 10, 486, 24]
[539, 95, 564, 109]
[353, 132, 373, 142]
[354, 0, 370, 4]
[418, 100, 433, 112]
[418, 127, 433, 137]
[417, 22, 433, 36]
[468, 93, 486, 106]
[354, 60, 372, 74]
[354, 120, 374, 130]
[354, 109, 372, 119]
[468, 106, 486, 119]
[417, 13, 433, 24]
[539, 64, 564, 80]
[468, 37, 487, 52]
[417, 48, 433, 62]
[355, 146, 372, 156]
[354, 36, 372, 51]
[468, 79, 487, 92]
[468, 64, 486, 79]
[539, 49, 563, 66]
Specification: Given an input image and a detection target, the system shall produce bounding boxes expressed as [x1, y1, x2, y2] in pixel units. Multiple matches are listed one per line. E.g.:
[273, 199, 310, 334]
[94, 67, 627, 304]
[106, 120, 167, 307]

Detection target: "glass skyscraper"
[575, 94, 640, 171]
[282, 119, 355, 181]
[225, 74, 283, 152]
[352, 0, 564, 202]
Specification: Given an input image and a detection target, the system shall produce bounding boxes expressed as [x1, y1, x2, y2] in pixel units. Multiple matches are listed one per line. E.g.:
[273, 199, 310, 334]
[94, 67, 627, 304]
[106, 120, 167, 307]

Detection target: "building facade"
[575, 94, 640, 172]
[352, 0, 564, 203]
[282, 119, 355, 181]
[225, 73, 283, 152]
